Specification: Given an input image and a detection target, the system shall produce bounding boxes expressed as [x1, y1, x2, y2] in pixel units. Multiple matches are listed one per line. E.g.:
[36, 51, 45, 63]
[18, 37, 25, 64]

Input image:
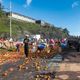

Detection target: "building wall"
[11, 13, 35, 23]
[41, 21, 46, 26]
[8, 12, 47, 26]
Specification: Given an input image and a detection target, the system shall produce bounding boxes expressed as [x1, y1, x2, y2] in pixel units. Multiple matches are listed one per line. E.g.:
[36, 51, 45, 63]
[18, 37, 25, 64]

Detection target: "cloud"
[72, 1, 79, 8]
[0, 0, 2, 3]
[26, 0, 32, 6]
[23, 0, 32, 8]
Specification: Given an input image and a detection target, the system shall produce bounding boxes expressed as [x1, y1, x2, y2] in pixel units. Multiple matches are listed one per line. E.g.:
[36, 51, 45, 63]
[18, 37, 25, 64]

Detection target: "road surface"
[0, 50, 80, 80]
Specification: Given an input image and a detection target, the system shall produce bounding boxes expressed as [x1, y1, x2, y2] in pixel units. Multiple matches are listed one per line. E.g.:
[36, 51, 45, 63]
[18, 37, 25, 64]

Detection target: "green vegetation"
[0, 4, 69, 39]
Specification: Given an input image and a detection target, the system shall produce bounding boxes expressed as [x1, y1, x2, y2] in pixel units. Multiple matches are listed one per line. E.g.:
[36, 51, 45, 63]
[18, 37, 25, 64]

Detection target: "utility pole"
[10, 0, 12, 38]
[9, 0, 13, 45]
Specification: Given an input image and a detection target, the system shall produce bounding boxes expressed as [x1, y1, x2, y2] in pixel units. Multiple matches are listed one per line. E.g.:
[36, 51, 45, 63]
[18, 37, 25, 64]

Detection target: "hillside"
[0, 12, 69, 39]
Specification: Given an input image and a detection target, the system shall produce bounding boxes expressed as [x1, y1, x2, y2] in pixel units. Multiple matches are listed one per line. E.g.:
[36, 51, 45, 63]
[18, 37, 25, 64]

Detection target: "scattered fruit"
[2, 71, 8, 77]
[9, 67, 14, 72]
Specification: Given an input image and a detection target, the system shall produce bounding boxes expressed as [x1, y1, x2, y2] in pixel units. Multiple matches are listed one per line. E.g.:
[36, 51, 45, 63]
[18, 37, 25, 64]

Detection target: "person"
[49, 39, 55, 49]
[16, 43, 20, 53]
[23, 35, 29, 57]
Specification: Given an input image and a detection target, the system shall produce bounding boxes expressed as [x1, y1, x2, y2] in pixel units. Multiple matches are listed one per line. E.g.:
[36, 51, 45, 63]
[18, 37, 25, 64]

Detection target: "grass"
[0, 16, 69, 39]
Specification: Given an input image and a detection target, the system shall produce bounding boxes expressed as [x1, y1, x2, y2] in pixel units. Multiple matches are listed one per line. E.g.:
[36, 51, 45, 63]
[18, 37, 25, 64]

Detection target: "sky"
[1, 0, 80, 36]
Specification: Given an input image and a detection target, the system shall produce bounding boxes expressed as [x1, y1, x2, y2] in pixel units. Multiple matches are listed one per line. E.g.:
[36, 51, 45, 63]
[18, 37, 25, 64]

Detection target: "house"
[7, 12, 36, 23]
[6, 12, 50, 26]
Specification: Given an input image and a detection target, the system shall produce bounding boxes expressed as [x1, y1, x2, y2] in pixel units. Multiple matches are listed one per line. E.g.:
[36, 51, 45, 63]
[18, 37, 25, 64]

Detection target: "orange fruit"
[9, 68, 14, 72]
[2, 72, 8, 76]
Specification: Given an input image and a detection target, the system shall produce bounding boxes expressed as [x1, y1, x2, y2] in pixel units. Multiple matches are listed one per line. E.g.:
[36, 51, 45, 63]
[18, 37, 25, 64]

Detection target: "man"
[23, 35, 29, 57]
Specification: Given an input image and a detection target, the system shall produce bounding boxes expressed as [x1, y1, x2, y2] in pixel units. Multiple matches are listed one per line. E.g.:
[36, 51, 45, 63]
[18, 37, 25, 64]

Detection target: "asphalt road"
[0, 50, 80, 80]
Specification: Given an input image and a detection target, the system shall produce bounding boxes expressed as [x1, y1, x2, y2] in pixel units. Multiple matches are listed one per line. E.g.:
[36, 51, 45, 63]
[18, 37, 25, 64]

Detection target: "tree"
[0, 3, 5, 17]
[63, 28, 69, 36]
[0, 3, 3, 16]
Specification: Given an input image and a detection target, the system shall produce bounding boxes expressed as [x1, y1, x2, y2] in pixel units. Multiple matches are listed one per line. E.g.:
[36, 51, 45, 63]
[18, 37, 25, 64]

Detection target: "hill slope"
[0, 13, 69, 39]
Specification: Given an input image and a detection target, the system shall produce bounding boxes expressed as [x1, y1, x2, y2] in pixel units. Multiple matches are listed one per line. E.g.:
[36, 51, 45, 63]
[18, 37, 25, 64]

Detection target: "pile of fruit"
[0, 44, 62, 65]
[30, 45, 62, 58]
[0, 52, 23, 65]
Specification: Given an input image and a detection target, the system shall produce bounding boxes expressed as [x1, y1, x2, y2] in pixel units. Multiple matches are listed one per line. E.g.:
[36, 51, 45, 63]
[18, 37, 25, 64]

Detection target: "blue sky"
[1, 0, 80, 36]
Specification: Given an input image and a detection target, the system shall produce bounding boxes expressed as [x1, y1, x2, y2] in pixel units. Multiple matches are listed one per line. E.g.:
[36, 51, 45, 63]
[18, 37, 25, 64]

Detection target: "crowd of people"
[0, 35, 68, 57]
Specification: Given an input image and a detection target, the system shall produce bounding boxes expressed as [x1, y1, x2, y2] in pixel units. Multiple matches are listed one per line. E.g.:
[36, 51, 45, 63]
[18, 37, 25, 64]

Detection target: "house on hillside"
[35, 20, 51, 27]
[6, 12, 50, 26]
[6, 12, 36, 23]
